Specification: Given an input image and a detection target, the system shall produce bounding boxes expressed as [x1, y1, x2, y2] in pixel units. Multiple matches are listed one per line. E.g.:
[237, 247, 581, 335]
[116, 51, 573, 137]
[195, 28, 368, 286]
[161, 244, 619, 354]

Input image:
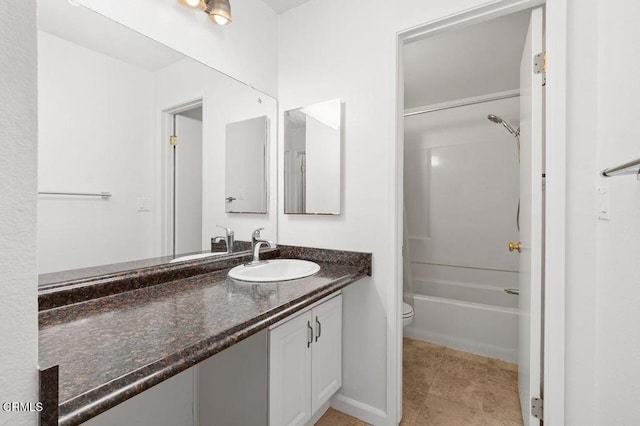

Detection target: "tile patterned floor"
[316, 338, 522, 426]
[316, 408, 368, 426]
[401, 337, 522, 426]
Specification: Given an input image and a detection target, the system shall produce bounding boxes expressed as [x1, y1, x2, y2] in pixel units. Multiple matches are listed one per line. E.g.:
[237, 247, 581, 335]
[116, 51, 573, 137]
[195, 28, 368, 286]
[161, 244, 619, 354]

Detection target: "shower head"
[487, 114, 520, 138]
[487, 114, 502, 124]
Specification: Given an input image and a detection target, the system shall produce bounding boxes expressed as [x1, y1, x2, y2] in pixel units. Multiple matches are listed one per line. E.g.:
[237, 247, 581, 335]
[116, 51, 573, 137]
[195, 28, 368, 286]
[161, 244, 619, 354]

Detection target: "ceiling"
[38, 0, 184, 72]
[262, 0, 312, 14]
[404, 10, 531, 109]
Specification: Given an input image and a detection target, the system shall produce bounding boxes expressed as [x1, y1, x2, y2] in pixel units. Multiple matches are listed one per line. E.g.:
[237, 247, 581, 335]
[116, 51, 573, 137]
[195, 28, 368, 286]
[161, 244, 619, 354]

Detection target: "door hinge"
[531, 397, 543, 420]
[170, 135, 177, 146]
[534, 51, 546, 74]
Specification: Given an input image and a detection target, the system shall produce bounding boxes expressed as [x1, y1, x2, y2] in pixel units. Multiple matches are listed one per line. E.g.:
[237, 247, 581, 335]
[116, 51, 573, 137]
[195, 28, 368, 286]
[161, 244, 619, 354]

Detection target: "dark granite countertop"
[38, 246, 371, 425]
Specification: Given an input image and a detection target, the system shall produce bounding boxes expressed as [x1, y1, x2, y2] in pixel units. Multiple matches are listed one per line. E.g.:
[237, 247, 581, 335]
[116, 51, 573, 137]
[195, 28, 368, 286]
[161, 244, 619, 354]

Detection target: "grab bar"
[38, 191, 112, 199]
[601, 157, 640, 178]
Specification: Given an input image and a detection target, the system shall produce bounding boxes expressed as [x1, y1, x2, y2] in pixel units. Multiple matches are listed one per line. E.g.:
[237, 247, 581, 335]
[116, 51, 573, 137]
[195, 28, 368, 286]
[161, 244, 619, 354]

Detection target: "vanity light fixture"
[177, 0, 232, 26]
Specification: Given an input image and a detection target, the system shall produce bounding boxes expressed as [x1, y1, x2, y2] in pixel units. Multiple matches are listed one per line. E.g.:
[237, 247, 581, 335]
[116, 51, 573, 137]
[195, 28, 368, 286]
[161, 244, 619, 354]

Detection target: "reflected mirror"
[225, 116, 269, 213]
[284, 99, 342, 215]
[37, 0, 277, 284]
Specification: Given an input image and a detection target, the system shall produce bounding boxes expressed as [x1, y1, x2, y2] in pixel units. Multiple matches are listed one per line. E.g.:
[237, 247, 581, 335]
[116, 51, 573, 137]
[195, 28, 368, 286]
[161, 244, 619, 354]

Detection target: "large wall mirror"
[37, 0, 277, 284]
[284, 99, 342, 215]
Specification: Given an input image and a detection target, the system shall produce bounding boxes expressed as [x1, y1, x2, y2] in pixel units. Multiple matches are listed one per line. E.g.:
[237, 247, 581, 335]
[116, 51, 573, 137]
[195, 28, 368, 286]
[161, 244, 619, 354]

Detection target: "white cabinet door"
[311, 294, 343, 414]
[269, 311, 313, 426]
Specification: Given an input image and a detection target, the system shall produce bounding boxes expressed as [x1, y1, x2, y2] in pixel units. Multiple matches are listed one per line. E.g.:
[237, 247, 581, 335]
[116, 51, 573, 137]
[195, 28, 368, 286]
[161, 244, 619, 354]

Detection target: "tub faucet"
[247, 228, 276, 266]
[212, 225, 234, 253]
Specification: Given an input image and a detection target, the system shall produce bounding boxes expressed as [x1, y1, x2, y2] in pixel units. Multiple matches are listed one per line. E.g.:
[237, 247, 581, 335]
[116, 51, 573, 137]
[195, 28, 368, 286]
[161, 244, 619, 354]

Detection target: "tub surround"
[38, 245, 371, 425]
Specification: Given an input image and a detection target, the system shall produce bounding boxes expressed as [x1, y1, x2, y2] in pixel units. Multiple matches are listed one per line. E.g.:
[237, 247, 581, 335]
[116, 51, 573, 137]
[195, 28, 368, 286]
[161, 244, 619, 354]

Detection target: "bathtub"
[404, 277, 518, 363]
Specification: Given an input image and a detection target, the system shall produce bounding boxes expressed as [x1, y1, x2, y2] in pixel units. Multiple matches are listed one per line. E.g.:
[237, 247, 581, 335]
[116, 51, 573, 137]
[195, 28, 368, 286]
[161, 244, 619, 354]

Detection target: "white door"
[518, 7, 544, 426]
[269, 312, 312, 426]
[311, 295, 343, 413]
[225, 116, 268, 213]
[174, 114, 203, 255]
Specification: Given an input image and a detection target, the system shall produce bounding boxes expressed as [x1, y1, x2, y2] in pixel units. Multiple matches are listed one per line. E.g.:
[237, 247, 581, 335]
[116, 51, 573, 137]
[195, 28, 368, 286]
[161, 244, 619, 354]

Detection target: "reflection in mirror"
[37, 0, 277, 283]
[284, 100, 342, 215]
[225, 116, 269, 213]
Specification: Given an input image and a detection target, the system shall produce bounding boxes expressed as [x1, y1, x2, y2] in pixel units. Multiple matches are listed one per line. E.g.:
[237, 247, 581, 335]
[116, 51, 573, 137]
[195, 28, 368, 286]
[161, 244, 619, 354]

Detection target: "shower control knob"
[508, 242, 522, 253]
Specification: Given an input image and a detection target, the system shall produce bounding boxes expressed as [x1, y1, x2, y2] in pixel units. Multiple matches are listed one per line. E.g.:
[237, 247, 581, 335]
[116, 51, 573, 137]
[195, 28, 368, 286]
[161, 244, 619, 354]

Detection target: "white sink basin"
[228, 259, 320, 282]
[170, 252, 227, 264]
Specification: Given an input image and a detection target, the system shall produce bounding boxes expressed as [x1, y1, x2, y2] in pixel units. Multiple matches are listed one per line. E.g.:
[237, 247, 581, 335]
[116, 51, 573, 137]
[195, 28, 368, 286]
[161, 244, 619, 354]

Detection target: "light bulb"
[177, 0, 203, 8]
[213, 14, 229, 25]
[207, 0, 232, 25]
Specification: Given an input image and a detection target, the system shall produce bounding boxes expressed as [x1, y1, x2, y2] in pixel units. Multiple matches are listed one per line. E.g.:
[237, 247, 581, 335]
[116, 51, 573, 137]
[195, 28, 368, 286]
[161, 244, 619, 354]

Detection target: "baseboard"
[305, 401, 330, 426]
[330, 393, 387, 425]
[403, 327, 517, 363]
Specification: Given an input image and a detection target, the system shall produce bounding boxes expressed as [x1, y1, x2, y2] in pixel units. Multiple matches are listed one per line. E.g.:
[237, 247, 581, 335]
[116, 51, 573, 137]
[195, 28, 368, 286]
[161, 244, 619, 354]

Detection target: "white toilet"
[402, 302, 414, 328]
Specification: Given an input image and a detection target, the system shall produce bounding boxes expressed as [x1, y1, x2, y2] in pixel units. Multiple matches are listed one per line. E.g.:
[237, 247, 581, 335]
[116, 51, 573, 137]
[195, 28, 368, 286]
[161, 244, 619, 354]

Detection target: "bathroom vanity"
[38, 246, 371, 425]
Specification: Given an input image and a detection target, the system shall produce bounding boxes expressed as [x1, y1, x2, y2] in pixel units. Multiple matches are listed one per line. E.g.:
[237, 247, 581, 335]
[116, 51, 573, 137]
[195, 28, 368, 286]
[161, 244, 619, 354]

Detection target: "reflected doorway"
[165, 101, 204, 256]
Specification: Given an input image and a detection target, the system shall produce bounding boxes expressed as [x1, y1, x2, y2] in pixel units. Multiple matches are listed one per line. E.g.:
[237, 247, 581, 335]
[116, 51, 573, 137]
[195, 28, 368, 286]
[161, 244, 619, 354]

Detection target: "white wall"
[564, 0, 598, 423]
[38, 31, 157, 273]
[278, 0, 508, 422]
[0, 0, 39, 424]
[305, 116, 341, 214]
[563, 0, 640, 424]
[77, 0, 279, 97]
[593, 0, 640, 423]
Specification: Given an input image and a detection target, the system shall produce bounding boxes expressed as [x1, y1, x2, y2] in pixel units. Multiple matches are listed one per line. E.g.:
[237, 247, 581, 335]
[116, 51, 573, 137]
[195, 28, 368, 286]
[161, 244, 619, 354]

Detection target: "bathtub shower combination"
[403, 95, 521, 363]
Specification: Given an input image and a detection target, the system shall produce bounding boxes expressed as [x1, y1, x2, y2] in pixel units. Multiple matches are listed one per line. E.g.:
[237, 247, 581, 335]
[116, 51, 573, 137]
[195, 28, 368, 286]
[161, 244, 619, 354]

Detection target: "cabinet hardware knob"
[508, 241, 522, 253]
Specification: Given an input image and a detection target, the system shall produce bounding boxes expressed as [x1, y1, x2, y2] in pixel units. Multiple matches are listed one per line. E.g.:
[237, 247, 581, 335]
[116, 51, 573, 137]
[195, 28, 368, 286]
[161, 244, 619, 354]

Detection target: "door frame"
[392, 0, 567, 423]
[158, 97, 204, 257]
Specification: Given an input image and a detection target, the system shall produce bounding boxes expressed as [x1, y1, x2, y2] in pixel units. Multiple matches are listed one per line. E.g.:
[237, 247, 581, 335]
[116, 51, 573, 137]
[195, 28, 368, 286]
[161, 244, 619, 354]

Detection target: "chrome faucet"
[212, 225, 234, 253]
[247, 228, 276, 266]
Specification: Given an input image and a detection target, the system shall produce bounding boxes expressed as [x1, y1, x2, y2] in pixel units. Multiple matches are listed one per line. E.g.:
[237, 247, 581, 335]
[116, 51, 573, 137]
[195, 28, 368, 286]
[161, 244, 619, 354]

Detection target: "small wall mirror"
[284, 99, 342, 215]
[225, 116, 269, 213]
